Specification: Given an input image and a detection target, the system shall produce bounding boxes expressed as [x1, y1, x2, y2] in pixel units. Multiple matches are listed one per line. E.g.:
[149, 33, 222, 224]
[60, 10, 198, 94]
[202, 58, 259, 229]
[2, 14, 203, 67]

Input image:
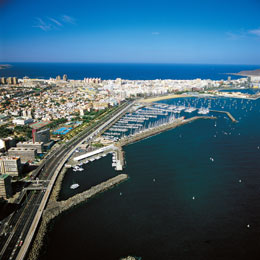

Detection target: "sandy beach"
[139, 94, 191, 103]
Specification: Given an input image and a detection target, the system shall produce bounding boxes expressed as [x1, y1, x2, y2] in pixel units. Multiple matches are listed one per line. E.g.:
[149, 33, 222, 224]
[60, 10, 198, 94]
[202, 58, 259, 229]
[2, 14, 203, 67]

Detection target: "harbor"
[65, 98, 240, 178]
[33, 93, 258, 260]
[39, 90, 260, 260]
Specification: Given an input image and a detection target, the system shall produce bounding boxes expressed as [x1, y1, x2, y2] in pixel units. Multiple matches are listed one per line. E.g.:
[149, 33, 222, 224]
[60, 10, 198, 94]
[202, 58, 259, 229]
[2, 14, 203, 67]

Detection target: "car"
[19, 240, 23, 247]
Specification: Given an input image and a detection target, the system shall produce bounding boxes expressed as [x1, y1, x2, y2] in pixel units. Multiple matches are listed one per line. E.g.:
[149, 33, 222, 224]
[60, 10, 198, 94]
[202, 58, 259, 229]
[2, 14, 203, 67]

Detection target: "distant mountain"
[0, 64, 11, 70]
[233, 69, 260, 77]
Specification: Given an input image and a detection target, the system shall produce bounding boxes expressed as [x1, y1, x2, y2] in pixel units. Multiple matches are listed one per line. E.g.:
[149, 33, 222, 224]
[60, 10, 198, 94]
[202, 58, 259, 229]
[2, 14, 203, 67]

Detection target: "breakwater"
[210, 110, 237, 122]
[27, 174, 128, 260]
[118, 116, 216, 147]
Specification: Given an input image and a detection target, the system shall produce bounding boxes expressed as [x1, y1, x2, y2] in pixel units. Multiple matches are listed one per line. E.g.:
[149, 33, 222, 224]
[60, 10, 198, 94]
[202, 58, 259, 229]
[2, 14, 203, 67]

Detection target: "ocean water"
[39, 95, 260, 260]
[0, 63, 259, 80]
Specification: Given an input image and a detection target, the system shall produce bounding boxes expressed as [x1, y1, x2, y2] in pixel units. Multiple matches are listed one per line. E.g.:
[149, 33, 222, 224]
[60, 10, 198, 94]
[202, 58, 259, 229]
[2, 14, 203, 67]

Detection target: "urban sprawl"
[0, 74, 259, 200]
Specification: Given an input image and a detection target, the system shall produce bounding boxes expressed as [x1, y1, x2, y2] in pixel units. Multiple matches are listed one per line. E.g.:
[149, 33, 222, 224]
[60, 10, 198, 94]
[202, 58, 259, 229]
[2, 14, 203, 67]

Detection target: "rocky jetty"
[28, 174, 128, 260]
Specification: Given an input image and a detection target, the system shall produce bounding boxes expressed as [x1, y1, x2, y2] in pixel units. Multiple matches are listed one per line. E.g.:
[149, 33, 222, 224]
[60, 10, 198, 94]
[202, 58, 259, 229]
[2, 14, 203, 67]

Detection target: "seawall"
[27, 174, 128, 260]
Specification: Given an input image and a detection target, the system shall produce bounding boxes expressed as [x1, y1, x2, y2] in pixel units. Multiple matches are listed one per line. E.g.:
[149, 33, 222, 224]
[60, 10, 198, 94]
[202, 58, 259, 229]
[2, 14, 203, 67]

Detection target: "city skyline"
[0, 0, 260, 64]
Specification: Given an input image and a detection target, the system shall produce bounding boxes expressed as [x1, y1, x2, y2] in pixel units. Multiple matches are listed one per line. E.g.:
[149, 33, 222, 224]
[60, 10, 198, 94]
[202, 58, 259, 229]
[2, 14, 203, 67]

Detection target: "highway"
[0, 100, 133, 260]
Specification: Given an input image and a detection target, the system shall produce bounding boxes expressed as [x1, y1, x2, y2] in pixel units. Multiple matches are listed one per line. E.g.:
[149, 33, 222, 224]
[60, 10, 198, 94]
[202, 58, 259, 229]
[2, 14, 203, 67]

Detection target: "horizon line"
[1, 61, 260, 66]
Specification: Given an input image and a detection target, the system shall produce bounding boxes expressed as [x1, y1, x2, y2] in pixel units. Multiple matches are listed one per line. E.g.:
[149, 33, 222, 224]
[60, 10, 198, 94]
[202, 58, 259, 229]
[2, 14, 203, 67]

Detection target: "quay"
[117, 116, 216, 147]
[210, 110, 237, 122]
[72, 144, 124, 170]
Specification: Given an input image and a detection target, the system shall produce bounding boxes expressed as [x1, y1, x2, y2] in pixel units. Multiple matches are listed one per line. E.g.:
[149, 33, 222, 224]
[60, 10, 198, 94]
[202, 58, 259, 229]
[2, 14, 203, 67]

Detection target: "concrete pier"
[70, 144, 124, 170]
[211, 110, 237, 122]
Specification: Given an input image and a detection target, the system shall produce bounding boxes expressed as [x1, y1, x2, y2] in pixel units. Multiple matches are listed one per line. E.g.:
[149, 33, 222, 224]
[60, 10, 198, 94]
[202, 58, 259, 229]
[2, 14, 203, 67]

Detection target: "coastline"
[139, 94, 191, 103]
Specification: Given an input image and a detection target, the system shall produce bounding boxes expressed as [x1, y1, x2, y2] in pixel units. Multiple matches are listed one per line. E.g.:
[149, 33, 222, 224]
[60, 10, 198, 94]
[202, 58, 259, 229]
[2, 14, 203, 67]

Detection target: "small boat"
[70, 183, 79, 189]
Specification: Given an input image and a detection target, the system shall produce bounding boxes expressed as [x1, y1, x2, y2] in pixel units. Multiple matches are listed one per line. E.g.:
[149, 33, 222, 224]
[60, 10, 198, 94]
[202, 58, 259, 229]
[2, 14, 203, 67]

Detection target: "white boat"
[184, 107, 196, 113]
[70, 183, 79, 189]
[198, 108, 209, 115]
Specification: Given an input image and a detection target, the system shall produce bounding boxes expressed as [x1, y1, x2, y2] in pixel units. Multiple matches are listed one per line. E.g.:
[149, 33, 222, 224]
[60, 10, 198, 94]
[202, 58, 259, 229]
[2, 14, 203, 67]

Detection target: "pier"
[210, 110, 237, 122]
[72, 144, 124, 171]
[117, 116, 215, 147]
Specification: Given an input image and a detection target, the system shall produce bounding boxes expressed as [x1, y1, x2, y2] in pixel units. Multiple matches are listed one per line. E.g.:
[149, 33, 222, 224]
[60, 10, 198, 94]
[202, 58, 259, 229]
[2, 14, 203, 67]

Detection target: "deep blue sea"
[39, 94, 260, 260]
[0, 63, 259, 80]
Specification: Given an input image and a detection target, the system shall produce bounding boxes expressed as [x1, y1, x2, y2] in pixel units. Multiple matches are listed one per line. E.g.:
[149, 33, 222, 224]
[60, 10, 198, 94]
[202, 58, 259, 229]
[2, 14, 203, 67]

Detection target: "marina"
[38, 91, 260, 260]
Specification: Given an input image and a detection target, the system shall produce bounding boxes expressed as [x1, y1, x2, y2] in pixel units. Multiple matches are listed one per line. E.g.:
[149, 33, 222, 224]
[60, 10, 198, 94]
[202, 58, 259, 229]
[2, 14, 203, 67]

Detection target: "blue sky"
[0, 0, 260, 64]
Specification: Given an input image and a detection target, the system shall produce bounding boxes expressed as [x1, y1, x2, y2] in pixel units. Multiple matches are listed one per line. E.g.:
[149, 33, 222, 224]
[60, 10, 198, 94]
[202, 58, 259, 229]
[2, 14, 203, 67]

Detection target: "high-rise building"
[56, 75, 61, 81]
[1, 77, 7, 84]
[13, 77, 18, 84]
[0, 174, 12, 199]
[7, 77, 13, 84]
[0, 157, 22, 177]
[22, 110, 27, 117]
[63, 74, 68, 81]
[32, 128, 50, 144]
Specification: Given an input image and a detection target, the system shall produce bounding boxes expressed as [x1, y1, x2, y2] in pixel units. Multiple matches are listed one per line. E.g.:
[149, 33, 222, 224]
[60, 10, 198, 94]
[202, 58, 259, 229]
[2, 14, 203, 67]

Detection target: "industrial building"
[32, 128, 50, 144]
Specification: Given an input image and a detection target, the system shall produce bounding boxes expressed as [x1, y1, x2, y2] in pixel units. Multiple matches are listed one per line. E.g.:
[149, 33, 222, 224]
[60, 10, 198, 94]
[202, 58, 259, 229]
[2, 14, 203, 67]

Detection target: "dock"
[211, 110, 237, 122]
[71, 144, 124, 171]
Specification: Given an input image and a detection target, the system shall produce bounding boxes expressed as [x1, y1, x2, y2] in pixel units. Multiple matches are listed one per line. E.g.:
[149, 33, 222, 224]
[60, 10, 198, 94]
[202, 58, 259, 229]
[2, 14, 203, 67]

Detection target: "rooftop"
[9, 147, 36, 151]
[0, 156, 20, 160]
[0, 174, 10, 180]
[29, 121, 52, 130]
